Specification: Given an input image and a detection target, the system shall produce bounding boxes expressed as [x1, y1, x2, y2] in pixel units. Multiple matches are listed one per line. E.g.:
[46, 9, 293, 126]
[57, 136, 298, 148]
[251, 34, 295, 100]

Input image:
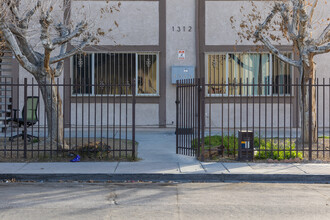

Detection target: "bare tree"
[232, 0, 330, 143]
[0, 0, 119, 148]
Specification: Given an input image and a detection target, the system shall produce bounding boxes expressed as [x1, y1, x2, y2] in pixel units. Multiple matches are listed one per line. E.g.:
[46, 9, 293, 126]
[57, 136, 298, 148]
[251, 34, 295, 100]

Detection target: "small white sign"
[178, 50, 185, 60]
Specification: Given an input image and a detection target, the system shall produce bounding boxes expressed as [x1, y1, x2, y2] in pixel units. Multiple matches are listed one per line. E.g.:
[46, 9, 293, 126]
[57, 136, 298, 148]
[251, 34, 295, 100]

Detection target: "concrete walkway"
[1, 129, 330, 183]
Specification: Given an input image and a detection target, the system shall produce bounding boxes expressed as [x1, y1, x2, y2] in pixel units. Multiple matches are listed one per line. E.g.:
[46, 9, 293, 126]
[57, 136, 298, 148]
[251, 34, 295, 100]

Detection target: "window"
[207, 53, 292, 96]
[72, 52, 159, 96]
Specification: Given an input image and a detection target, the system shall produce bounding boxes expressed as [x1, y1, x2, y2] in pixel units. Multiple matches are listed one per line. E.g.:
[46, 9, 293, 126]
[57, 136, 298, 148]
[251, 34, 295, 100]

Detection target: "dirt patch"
[0, 137, 137, 162]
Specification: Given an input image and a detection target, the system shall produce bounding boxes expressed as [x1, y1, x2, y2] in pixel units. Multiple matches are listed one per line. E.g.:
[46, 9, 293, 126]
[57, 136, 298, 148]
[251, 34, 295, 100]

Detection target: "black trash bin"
[238, 130, 254, 161]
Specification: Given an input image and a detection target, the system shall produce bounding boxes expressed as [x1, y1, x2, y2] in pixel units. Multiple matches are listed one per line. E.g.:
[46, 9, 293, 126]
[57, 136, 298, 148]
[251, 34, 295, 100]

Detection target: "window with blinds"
[207, 53, 292, 96]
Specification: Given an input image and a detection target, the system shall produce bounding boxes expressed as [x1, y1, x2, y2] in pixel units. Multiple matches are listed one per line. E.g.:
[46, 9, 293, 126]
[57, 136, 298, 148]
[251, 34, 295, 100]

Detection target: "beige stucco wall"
[205, 1, 290, 46]
[166, 0, 196, 126]
[71, 1, 159, 45]
[70, 103, 158, 127]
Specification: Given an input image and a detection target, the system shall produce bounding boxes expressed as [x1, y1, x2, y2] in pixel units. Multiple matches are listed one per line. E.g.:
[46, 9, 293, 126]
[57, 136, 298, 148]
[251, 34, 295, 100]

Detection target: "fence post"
[23, 78, 27, 159]
[308, 78, 313, 161]
[175, 80, 179, 154]
[200, 77, 205, 162]
[197, 78, 201, 159]
[132, 79, 136, 160]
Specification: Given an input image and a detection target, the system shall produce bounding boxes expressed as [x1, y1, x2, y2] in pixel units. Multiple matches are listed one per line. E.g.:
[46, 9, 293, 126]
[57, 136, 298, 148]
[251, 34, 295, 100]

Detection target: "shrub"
[254, 140, 303, 160]
[193, 135, 303, 160]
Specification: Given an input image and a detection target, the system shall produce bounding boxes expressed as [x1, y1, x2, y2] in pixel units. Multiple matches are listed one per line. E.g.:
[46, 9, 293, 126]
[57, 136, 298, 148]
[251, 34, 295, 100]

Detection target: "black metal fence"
[0, 77, 136, 161]
[176, 78, 330, 161]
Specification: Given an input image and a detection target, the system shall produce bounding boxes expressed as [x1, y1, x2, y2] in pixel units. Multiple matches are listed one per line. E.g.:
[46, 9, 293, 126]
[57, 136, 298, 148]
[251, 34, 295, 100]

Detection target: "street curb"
[1, 174, 330, 183]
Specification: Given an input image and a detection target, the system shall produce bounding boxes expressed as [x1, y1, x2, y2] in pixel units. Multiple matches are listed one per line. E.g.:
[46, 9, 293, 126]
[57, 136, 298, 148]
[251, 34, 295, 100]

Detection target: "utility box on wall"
[171, 66, 195, 84]
[238, 130, 254, 161]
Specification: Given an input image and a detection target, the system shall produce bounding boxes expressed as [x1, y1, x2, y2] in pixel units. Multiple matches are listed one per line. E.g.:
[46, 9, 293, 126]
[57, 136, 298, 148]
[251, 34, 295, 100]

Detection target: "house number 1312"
[172, 26, 193, 32]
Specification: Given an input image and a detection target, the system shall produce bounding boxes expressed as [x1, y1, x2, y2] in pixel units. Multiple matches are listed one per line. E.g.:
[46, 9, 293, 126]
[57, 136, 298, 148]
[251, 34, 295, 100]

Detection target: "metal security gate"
[176, 77, 330, 162]
[175, 78, 204, 158]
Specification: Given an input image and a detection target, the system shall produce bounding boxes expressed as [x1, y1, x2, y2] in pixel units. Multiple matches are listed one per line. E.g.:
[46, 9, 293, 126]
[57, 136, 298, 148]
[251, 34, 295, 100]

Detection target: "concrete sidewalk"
[1, 161, 330, 183]
[1, 129, 330, 183]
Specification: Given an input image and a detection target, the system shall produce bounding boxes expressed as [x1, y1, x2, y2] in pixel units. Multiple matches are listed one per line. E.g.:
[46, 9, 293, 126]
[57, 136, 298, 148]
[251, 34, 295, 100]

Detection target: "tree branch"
[0, 23, 39, 74]
[8, 0, 20, 22]
[50, 35, 95, 64]
[315, 23, 330, 46]
[257, 34, 300, 67]
[308, 0, 318, 27]
[53, 22, 87, 46]
[40, 7, 55, 71]
[279, 3, 298, 40]
[254, 3, 300, 67]
[53, 26, 69, 77]
[19, 0, 41, 29]
[290, 0, 299, 37]
[298, 1, 309, 40]
[8, 24, 40, 64]
[308, 43, 330, 55]
[255, 3, 281, 35]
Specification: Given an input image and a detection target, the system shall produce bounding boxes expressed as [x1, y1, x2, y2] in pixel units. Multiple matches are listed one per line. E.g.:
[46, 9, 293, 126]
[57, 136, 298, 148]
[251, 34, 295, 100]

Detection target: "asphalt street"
[0, 182, 329, 220]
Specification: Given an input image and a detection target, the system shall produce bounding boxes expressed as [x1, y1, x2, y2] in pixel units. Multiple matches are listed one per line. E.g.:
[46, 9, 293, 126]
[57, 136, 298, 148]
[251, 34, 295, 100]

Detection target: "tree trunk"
[299, 58, 318, 143]
[36, 74, 68, 150]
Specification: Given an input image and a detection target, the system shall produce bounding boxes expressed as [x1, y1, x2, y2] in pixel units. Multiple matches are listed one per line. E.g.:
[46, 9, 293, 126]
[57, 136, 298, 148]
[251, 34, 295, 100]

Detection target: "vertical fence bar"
[258, 78, 261, 156]
[57, 78, 59, 156]
[100, 81, 104, 158]
[180, 80, 182, 155]
[50, 79, 53, 158]
[271, 75, 274, 156]
[246, 77, 249, 132]
[239, 78, 242, 158]
[106, 79, 110, 158]
[193, 79, 196, 156]
[3, 77, 7, 158]
[23, 78, 27, 158]
[197, 78, 201, 158]
[289, 78, 292, 157]
[201, 77, 205, 161]
[132, 79, 136, 160]
[176, 80, 179, 154]
[31, 79, 35, 158]
[16, 78, 19, 158]
[43, 78, 46, 157]
[252, 78, 255, 150]
[94, 80, 97, 157]
[316, 78, 319, 158]
[309, 78, 312, 161]
[208, 81, 211, 158]
[184, 79, 187, 156]
[119, 85, 122, 157]
[277, 78, 280, 157]
[189, 79, 193, 156]
[233, 79, 236, 157]
[296, 78, 299, 158]
[284, 78, 286, 156]
[302, 79, 305, 158]
[227, 80, 229, 156]
[322, 78, 325, 158]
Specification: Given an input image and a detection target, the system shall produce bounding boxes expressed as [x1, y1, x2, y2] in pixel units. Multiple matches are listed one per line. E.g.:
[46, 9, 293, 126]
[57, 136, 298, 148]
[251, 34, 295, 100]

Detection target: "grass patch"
[194, 135, 303, 161]
[254, 139, 303, 160]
